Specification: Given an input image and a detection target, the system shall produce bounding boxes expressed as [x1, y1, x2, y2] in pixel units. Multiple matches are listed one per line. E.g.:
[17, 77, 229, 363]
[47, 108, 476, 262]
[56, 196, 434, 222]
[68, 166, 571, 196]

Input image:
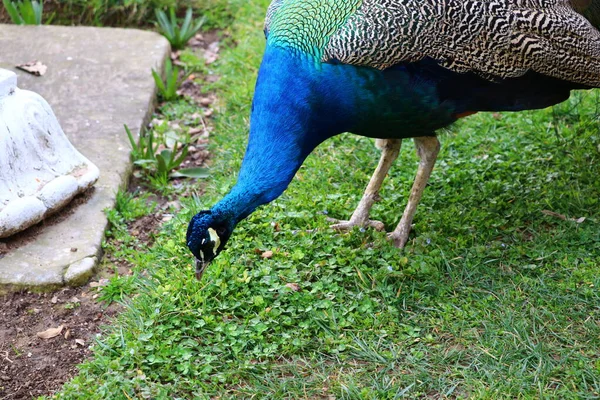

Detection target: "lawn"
[54, 1, 600, 398]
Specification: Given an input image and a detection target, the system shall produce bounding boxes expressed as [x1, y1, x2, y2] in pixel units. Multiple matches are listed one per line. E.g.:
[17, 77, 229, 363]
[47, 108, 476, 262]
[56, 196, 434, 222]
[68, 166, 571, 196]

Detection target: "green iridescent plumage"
[265, 0, 361, 58]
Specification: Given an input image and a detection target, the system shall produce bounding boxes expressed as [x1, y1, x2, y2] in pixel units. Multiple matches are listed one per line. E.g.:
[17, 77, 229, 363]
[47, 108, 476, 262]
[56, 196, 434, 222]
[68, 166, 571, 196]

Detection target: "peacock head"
[186, 210, 233, 280]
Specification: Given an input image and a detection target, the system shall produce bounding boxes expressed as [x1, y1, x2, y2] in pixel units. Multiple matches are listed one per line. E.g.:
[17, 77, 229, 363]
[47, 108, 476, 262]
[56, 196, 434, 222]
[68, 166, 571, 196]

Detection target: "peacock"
[187, 0, 600, 279]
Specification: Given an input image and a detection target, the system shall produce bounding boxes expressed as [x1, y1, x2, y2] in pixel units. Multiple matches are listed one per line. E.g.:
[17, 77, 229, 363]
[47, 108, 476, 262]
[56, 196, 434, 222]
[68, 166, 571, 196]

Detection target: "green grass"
[0, 0, 231, 28]
[54, 1, 600, 399]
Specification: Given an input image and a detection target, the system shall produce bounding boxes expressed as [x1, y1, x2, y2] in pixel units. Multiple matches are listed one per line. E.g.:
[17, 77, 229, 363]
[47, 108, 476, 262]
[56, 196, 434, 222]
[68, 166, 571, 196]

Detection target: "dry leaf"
[199, 97, 213, 107]
[188, 127, 204, 135]
[285, 283, 301, 292]
[542, 210, 586, 223]
[75, 339, 85, 346]
[16, 61, 47, 76]
[89, 278, 109, 288]
[37, 325, 64, 339]
[50, 296, 59, 304]
[203, 42, 220, 64]
[64, 329, 71, 340]
[542, 210, 567, 220]
[262, 250, 274, 259]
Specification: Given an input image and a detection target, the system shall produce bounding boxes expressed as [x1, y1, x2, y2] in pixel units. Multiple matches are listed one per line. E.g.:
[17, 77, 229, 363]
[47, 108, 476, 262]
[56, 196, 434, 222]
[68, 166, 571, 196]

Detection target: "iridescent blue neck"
[211, 44, 359, 223]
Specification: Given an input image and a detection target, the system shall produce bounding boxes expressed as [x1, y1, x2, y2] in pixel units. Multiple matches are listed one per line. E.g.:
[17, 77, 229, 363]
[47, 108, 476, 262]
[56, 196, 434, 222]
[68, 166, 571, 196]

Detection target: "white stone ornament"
[0, 69, 100, 238]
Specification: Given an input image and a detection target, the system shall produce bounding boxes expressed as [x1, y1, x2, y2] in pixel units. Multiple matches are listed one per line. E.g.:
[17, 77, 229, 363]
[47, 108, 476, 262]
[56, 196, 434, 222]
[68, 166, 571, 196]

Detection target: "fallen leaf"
[542, 210, 567, 220]
[285, 283, 301, 292]
[262, 250, 273, 259]
[51, 296, 59, 304]
[542, 210, 586, 223]
[64, 329, 71, 340]
[75, 339, 85, 346]
[89, 278, 109, 288]
[37, 325, 64, 339]
[150, 118, 165, 127]
[199, 97, 213, 107]
[203, 42, 220, 64]
[16, 61, 47, 76]
[166, 201, 182, 211]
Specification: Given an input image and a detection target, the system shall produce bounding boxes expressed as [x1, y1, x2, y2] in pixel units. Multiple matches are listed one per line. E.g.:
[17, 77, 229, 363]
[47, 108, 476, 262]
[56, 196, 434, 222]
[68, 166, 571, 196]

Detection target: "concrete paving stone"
[64, 257, 97, 286]
[0, 24, 170, 291]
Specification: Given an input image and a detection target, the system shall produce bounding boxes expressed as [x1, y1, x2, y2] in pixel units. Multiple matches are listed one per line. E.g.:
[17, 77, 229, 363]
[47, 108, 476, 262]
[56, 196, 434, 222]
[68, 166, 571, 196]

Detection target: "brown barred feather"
[260, 0, 600, 86]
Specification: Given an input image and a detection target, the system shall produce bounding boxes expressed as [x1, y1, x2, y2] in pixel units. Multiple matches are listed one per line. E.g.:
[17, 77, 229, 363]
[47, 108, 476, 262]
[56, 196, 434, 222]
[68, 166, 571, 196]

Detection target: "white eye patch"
[207, 227, 221, 250]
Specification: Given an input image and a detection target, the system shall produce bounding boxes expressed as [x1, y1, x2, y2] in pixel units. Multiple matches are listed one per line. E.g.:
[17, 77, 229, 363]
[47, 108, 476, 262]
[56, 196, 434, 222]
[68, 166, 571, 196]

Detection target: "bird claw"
[387, 228, 410, 249]
[327, 217, 386, 232]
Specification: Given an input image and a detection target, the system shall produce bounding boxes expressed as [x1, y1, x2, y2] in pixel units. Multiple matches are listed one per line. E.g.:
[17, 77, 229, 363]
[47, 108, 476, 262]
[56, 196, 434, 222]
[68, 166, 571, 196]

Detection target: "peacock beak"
[195, 258, 209, 280]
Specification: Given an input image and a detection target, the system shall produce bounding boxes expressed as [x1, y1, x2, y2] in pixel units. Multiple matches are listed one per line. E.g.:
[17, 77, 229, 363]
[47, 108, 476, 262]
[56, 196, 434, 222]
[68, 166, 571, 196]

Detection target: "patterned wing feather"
[319, 0, 600, 86]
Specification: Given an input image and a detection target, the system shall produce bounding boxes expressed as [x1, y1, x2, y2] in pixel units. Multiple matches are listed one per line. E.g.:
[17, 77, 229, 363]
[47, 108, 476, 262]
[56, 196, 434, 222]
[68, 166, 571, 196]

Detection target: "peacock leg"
[388, 136, 440, 248]
[330, 138, 402, 232]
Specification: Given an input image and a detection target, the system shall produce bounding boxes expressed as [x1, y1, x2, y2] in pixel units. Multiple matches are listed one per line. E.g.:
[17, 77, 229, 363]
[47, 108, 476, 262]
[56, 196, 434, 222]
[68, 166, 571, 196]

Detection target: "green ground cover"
[0, 0, 230, 28]
[53, 1, 599, 398]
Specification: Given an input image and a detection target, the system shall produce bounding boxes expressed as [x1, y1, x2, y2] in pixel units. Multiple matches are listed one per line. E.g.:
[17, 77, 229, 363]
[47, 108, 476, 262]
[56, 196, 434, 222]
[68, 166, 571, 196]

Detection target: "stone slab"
[0, 24, 170, 290]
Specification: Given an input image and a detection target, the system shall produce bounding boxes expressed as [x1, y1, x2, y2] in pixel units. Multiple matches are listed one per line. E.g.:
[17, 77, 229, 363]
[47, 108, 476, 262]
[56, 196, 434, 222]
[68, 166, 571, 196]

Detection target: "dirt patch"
[0, 286, 118, 399]
[172, 30, 223, 105]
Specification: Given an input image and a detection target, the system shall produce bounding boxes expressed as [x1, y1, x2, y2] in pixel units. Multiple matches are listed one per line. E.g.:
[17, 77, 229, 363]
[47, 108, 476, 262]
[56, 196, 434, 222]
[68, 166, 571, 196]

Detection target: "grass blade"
[170, 167, 209, 179]
[3, 0, 24, 24]
[180, 8, 193, 39]
[124, 124, 140, 155]
[151, 68, 167, 98]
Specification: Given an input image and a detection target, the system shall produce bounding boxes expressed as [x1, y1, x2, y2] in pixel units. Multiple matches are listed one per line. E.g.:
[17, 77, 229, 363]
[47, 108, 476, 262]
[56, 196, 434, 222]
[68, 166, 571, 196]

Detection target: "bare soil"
[0, 287, 118, 399]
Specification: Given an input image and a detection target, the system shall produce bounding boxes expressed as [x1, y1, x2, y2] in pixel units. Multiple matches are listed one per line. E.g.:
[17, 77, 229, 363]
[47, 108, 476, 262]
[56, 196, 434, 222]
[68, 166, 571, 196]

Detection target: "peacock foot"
[387, 225, 411, 249]
[328, 217, 386, 232]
